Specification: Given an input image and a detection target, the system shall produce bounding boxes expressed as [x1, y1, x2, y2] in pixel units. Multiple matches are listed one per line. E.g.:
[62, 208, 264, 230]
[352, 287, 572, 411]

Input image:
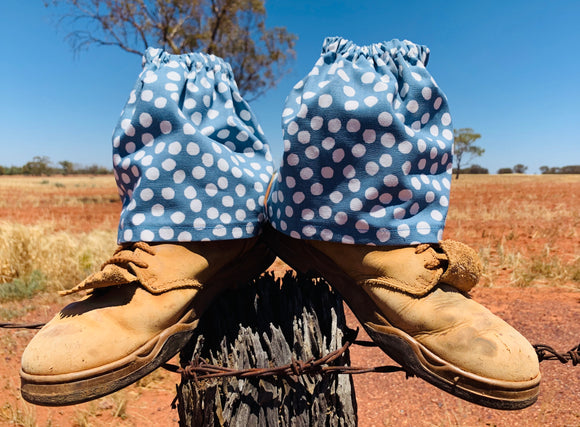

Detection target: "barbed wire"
[165, 338, 580, 383]
[0, 322, 44, 329]
[1, 322, 577, 380]
[534, 343, 580, 365]
[164, 337, 407, 384]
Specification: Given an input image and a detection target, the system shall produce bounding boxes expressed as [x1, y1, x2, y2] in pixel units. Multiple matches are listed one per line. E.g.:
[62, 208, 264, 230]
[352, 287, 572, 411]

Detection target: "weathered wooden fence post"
[175, 270, 357, 426]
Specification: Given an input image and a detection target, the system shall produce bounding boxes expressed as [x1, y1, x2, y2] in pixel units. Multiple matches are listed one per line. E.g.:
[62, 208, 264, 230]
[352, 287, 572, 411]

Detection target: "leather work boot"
[263, 225, 540, 410]
[20, 237, 274, 406]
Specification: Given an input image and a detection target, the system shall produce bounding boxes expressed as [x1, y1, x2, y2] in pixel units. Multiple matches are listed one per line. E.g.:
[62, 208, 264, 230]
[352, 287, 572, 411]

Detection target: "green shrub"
[0, 270, 46, 302]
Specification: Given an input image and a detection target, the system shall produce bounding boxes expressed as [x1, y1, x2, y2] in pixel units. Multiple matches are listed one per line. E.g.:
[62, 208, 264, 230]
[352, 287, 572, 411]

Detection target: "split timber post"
[175, 270, 358, 426]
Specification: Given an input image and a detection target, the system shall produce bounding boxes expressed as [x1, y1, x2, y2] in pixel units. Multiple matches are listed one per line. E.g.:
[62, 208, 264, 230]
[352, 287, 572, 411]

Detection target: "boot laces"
[415, 243, 448, 271]
[101, 241, 155, 270]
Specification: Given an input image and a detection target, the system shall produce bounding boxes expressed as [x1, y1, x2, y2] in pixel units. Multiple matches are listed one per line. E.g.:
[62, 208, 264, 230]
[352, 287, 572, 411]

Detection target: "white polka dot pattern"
[268, 37, 453, 245]
[113, 48, 274, 243]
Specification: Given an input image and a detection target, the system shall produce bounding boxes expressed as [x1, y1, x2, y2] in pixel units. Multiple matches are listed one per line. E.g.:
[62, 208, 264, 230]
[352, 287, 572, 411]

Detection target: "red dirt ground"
[1, 286, 578, 426]
[0, 176, 120, 233]
[0, 174, 578, 426]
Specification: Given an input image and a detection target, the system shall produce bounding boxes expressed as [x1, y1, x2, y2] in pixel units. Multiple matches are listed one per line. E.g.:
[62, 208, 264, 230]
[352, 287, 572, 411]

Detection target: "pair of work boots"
[20, 227, 541, 410]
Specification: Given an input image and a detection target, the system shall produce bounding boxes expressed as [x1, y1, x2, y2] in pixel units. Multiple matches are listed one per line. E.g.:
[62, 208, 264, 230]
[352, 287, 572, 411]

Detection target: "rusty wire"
[0, 322, 44, 329]
[0, 321, 578, 378]
[168, 339, 580, 383]
[171, 339, 580, 382]
[534, 343, 580, 366]
[165, 337, 407, 384]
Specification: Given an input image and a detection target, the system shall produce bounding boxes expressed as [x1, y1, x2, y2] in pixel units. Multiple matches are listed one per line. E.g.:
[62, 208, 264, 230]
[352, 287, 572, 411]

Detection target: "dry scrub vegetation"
[0, 175, 119, 297]
[0, 175, 120, 233]
[0, 222, 116, 295]
[445, 174, 580, 288]
[0, 174, 579, 300]
[0, 174, 578, 426]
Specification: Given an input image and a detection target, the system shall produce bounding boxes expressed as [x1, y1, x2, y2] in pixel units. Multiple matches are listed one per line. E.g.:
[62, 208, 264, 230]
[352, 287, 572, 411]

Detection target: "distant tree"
[44, 0, 297, 99]
[79, 164, 113, 174]
[2, 166, 24, 175]
[497, 167, 513, 174]
[0, 160, 112, 175]
[540, 166, 560, 174]
[22, 156, 53, 176]
[59, 160, 75, 175]
[561, 165, 580, 174]
[540, 165, 580, 174]
[453, 128, 484, 179]
[513, 164, 528, 174]
[461, 164, 489, 174]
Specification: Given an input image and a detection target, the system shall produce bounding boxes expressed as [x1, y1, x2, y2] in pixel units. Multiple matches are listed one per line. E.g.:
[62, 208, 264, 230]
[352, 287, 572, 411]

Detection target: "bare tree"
[44, 0, 297, 99]
[453, 128, 484, 179]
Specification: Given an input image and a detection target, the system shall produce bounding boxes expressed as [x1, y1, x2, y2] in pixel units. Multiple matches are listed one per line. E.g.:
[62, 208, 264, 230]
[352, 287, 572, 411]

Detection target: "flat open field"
[0, 174, 578, 426]
[0, 175, 120, 234]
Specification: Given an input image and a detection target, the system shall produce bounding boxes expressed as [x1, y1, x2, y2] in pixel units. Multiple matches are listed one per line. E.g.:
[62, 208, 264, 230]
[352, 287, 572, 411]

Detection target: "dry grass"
[0, 174, 578, 292]
[0, 174, 119, 295]
[477, 242, 580, 288]
[0, 401, 37, 427]
[0, 175, 116, 190]
[73, 391, 129, 426]
[134, 369, 171, 390]
[0, 175, 121, 233]
[445, 174, 580, 289]
[0, 221, 117, 293]
[0, 175, 119, 208]
[448, 174, 579, 225]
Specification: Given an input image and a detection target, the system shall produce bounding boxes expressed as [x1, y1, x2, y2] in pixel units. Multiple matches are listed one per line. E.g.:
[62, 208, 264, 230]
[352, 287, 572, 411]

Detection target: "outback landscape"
[0, 174, 578, 426]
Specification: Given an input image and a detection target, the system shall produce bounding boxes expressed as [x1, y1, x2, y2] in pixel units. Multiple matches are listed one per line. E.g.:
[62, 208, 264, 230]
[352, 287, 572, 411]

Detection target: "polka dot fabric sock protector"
[113, 48, 275, 243]
[268, 37, 454, 245]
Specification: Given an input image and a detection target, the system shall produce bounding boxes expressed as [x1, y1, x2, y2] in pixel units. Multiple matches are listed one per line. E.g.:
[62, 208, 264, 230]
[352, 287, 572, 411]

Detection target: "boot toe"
[371, 284, 540, 383]
[419, 309, 540, 383]
[21, 304, 150, 376]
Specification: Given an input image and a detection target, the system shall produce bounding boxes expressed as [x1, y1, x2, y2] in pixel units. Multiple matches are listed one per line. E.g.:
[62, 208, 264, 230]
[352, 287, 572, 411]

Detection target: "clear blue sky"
[1, 0, 579, 174]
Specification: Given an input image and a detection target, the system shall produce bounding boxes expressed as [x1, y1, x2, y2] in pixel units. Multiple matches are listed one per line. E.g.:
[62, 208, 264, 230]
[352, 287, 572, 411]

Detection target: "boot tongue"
[61, 243, 209, 296]
[438, 240, 482, 292]
[60, 264, 138, 296]
[358, 241, 482, 296]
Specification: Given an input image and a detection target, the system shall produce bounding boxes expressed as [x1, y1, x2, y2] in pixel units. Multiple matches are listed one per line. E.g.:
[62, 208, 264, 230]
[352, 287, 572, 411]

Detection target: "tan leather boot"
[263, 225, 540, 410]
[20, 237, 274, 406]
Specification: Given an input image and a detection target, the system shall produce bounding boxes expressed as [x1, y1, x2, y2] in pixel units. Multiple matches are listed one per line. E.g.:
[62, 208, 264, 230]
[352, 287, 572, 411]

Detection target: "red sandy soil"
[0, 286, 578, 426]
[0, 174, 578, 425]
[0, 176, 120, 233]
[349, 287, 580, 426]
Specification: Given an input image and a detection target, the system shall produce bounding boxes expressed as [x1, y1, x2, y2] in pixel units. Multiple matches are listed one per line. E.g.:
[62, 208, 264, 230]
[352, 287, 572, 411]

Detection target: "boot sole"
[21, 317, 198, 406]
[262, 225, 540, 410]
[20, 240, 276, 406]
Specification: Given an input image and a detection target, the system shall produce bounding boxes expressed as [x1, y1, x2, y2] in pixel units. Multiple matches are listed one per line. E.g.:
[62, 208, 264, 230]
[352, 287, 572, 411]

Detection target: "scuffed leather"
[438, 240, 482, 292]
[22, 237, 273, 376]
[62, 239, 259, 295]
[308, 239, 482, 296]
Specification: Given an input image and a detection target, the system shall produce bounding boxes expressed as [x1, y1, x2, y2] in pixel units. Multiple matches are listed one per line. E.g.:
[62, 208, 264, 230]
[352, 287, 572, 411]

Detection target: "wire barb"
[1, 323, 577, 371]
[170, 334, 407, 383]
[534, 343, 580, 366]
